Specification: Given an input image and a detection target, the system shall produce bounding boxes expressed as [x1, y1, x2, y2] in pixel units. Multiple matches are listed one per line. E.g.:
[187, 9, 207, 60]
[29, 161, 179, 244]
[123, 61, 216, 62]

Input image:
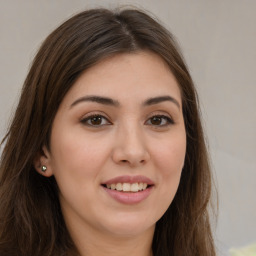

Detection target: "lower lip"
[102, 186, 153, 204]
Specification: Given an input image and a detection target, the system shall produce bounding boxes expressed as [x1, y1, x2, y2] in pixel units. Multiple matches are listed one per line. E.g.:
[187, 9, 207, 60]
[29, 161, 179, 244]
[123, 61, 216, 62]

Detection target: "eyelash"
[145, 115, 174, 126]
[80, 114, 112, 126]
[80, 114, 174, 127]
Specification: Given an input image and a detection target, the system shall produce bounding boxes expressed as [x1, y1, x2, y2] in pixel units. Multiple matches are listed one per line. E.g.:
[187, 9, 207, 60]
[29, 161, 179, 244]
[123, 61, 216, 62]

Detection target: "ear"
[33, 145, 54, 177]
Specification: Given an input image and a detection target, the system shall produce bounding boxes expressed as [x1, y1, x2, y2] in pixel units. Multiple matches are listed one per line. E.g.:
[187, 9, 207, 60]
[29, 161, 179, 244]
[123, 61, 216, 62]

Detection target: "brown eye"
[151, 116, 162, 125]
[91, 116, 103, 125]
[146, 115, 174, 126]
[81, 115, 111, 126]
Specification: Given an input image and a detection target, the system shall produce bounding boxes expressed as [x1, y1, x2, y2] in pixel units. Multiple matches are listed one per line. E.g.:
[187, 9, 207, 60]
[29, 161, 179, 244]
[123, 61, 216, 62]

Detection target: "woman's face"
[40, 51, 186, 239]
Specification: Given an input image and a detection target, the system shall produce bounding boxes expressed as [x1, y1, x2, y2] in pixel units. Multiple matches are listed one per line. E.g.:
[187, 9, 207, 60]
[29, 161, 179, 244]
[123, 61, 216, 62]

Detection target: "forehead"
[62, 51, 182, 106]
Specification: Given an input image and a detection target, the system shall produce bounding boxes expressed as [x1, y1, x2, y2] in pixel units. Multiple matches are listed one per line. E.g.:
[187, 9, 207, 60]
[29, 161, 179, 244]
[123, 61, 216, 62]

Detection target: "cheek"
[49, 129, 113, 214]
[49, 128, 111, 183]
[151, 131, 186, 198]
[153, 132, 186, 175]
[144, 131, 186, 223]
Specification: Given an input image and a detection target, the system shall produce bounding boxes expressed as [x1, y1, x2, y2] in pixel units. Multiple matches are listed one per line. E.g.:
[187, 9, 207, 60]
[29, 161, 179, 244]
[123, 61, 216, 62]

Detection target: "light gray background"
[0, 1, 255, 255]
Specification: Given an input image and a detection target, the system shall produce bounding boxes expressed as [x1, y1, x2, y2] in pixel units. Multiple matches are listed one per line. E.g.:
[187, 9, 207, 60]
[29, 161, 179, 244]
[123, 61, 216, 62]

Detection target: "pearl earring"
[41, 165, 47, 172]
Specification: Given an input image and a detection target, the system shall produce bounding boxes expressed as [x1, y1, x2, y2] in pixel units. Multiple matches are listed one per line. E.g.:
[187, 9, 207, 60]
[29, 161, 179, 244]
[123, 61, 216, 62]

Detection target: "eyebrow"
[70, 95, 180, 109]
[70, 96, 120, 108]
[143, 96, 180, 109]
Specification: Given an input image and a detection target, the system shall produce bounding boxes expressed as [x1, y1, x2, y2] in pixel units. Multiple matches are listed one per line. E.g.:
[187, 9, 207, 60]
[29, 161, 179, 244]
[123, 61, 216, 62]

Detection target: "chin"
[100, 212, 156, 237]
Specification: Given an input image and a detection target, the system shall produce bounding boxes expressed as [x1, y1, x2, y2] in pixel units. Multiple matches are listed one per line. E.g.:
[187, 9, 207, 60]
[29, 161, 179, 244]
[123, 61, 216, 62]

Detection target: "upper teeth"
[106, 182, 148, 192]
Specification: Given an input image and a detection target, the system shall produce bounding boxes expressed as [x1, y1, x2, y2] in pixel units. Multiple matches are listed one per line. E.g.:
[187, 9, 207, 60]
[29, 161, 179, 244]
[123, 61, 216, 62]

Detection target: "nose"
[112, 125, 150, 167]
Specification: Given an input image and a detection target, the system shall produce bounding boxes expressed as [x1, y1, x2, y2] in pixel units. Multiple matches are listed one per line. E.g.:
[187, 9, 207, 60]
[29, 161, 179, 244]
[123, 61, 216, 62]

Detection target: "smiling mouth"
[102, 183, 152, 193]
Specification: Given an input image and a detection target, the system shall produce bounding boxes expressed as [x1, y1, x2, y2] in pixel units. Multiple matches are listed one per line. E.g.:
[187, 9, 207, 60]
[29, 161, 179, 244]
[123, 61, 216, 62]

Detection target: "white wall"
[0, 1, 255, 255]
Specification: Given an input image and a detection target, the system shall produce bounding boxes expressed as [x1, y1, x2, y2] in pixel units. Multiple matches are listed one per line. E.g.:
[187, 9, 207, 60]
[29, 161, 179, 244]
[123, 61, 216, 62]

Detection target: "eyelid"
[145, 112, 175, 126]
[80, 112, 112, 126]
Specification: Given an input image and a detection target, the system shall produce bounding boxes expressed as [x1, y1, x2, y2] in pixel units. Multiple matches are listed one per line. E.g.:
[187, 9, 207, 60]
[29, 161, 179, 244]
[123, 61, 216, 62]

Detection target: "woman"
[0, 8, 216, 256]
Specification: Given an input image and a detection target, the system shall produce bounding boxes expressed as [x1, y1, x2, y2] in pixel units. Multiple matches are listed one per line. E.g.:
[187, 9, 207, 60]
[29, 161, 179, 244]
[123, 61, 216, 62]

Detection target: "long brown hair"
[0, 8, 216, 256]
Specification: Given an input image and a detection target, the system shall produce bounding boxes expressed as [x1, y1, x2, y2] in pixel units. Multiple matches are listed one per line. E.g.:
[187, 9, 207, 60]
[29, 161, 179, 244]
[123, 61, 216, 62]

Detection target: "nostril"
[120, 159, 146, 164]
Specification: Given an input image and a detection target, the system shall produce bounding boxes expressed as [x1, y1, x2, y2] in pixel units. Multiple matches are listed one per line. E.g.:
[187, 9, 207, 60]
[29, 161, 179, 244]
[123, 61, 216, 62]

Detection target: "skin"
[36, 51, 186, 256]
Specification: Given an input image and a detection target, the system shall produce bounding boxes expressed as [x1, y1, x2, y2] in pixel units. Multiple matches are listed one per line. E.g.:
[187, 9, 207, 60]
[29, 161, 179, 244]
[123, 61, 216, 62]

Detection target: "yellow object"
[230, 243, 256, 256]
